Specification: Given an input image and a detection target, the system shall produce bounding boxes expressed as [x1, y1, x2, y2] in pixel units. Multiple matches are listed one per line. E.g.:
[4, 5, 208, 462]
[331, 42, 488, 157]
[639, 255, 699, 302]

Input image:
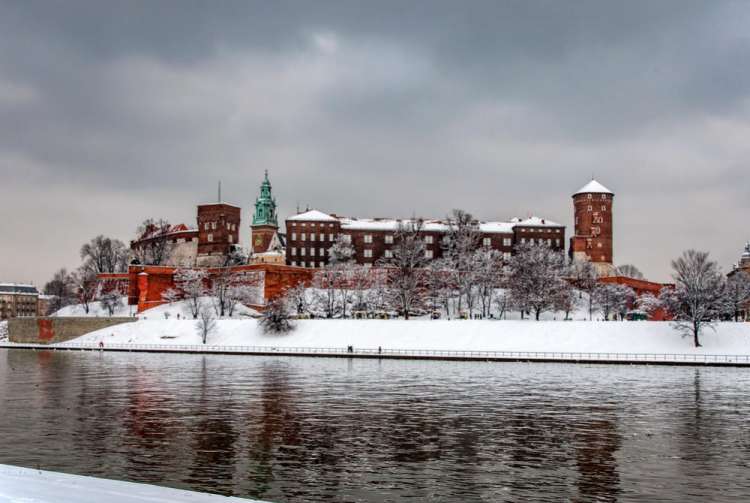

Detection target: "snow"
[66, 318, 750, 355]
[0, 321, 7, 342]
[51, 297, 260, 319]
[0, 464, 261, 502]
[574, 179, 614, 195]
[514, 216, 563, 228]
[478, 222, 515, 234]
[287, 209, 338, 222]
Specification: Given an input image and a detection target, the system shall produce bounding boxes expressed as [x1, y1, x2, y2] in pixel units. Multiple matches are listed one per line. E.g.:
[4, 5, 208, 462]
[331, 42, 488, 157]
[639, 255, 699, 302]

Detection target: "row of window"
[518, 228, 562, 234]
[205, 234, 234, 243]
[289, 222, 336, 228]
[203, 222, 238, 231]
[290, 232, 337, 242]
[520, 238, 561, 247]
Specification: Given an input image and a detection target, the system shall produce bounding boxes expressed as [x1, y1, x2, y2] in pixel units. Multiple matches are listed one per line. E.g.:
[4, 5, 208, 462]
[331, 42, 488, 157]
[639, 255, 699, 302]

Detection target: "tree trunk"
[535, 309, 541, 321]
[693, 322, 702, 347]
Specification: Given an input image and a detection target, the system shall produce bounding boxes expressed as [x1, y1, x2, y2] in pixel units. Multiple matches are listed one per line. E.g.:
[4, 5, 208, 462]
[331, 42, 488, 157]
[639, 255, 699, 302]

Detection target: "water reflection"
[1, 350, 750, 502]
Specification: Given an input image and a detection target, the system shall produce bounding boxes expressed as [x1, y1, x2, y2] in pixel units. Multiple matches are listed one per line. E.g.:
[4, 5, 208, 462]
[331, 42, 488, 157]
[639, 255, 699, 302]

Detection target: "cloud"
[1, 1, 749, 286]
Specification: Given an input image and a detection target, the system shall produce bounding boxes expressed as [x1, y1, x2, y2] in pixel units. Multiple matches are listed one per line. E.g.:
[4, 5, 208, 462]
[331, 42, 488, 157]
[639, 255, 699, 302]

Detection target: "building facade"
[0, 284, 40, 319]
[195, 202, 242, 267]
[570, 179, 615, 276]
[285, 211, 565, 268]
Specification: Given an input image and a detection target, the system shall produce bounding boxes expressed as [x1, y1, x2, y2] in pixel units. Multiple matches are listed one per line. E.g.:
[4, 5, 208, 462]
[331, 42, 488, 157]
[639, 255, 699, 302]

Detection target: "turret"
[569, 179, 615, 276]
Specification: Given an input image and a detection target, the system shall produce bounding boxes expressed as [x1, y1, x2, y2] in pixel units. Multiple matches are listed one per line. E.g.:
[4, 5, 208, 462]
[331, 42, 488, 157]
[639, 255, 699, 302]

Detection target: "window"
[342, 234, 352, 243]
[291, 247, 296, 256]
[228, 234, 233, 243]
[601, 194, 607, 200]
[547, 239, 551, 246]
[301, 248, 306, 256]
[483, 237, 491, 247]
[425, 250, 434, 258]
[364, 263, 372, 268]
[301, 233, 306, 241]
[555, 239, 560, 247]
[291, 261, 296, 266]
[587, 206, 593, 211]
[310, 233, 316, 241]
[291, 232, 296, 240]
[207, 234, 213, 242]
[364, 249, 373, 258]
[521, 238, 526, 244]
[384, 250, 393, 258]
[311, 248, 316, 257]
[503, 238, 512, 247]
[597, 242, 603, 248]
[204, 223, 209, 230]
[601, 205, 607, 211]
[587, 193, 593, 200]
[385, 234, 393, 244]
[329, 233, 334, 241]
[319, 234, 324, 242]
[425, 236, 433, 244]
[212, 222, 216, 230]
[503, 252, 511, 260]
[319, 248, 325, 256]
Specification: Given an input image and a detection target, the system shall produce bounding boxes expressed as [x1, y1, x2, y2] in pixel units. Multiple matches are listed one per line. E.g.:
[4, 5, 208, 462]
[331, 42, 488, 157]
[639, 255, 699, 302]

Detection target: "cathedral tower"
[570, 179, 615, 276]
[250, 171, 280, 255]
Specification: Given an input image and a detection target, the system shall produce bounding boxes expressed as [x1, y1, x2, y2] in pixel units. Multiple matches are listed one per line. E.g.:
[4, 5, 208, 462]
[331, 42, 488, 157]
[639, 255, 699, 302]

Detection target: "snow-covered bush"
[260, 296, 295, 334]
[195, 302, 217, 344]
[0, 321, 8, 342]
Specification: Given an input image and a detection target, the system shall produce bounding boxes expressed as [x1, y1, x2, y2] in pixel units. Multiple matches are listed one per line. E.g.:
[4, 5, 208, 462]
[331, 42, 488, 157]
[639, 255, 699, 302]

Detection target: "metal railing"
[1, 341, 749, 365]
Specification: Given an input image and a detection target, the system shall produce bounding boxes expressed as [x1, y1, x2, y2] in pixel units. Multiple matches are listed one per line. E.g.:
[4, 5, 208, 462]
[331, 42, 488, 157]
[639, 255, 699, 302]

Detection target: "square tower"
[196, 202, 241, 267]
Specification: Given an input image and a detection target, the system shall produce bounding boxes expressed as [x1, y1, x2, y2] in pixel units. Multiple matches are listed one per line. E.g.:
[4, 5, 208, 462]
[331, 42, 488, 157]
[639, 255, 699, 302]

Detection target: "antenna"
[218, 181, 222, 202]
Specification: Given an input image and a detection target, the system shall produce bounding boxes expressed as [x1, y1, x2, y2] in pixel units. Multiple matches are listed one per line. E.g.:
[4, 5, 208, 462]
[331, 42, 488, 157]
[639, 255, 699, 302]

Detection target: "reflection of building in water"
[573, 411, 621, 502]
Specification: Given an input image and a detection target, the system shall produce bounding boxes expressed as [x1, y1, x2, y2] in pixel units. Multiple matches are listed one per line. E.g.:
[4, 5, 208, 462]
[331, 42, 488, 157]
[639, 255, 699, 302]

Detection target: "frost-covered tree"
[284, 283, 309, 317]
[100, 291, 122, 316]
[80, 235, 129, 274]
[195, 301, 217, 344]
[133, 218, 173, 265]
[443, 209, 481, 314]
[329, 235, 355, 265]
[636, 292, 662, 318]
[223, 245, 248, 267]
[724, 271, 750, 322]
[226, 281, 262, 317]
[311, 267, 340, 318]
[507, 242, 568, 320]
[553, 281, 578, 320]
[593, 283, 635, 320]
[377, 220, 429, 319]
[349, 264, 372, 313]
[660, 250, 727, 347]
[211, 268, 239, 317]
[473, 249, 504, 318]
[614, 264, 645, 280]
[569, 258, 598, 320]
[161, 287, 181, 305]
[426, 258, 455, 317]
[260, 295, 295, 334]
[175, 269, 208, 319]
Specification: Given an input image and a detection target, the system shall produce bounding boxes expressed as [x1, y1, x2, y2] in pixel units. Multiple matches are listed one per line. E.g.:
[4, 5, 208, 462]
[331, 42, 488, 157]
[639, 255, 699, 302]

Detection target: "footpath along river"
[1, 348, 749, 502]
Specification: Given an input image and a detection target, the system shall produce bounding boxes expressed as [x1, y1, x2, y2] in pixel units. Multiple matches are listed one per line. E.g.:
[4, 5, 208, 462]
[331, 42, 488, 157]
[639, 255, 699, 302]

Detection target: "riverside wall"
[8, 317, 136, 344]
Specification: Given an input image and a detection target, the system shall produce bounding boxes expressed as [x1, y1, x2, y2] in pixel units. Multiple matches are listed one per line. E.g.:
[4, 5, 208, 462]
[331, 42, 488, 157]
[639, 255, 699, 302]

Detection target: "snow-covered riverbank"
[60, 318, 750, 355]
[0, 464, 262, 502]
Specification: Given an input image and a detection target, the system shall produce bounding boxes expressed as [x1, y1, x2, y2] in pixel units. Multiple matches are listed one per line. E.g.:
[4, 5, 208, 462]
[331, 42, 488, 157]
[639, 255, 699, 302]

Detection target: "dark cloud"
[1, 0, 749, 286]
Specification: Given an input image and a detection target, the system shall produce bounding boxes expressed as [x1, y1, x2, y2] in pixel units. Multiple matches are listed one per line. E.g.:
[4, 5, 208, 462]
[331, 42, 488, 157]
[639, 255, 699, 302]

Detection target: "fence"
[1, 341, 749, 365]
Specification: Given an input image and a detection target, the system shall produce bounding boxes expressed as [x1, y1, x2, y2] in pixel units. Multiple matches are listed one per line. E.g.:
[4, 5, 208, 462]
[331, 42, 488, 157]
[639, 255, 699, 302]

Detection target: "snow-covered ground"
[0, 464, 262, 502]
[51, 297, 259, 319]
[66, 318, 750, 355]
[0, 320, 7, 342]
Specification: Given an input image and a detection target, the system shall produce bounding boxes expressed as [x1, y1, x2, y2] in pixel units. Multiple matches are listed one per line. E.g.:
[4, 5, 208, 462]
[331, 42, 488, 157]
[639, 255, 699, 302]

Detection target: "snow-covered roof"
[573, 179, 614, 196]
[197, 201, 241, 209]
[0, 284, 39, 295]
[478, 222, 515, 234]
[287, 210, 339, 222]
[514, 216, 563, 228]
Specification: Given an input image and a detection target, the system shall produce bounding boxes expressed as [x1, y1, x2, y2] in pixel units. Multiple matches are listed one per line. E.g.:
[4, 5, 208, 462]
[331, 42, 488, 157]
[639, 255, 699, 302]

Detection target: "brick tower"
[250, 170, 280, 255]
[570, 179, 615, 276]
[196, 201, 241, 267]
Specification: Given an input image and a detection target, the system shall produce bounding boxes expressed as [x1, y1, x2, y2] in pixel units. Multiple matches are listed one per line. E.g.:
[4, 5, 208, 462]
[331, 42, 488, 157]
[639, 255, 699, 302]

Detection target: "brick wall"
[8, 317, 136, 344]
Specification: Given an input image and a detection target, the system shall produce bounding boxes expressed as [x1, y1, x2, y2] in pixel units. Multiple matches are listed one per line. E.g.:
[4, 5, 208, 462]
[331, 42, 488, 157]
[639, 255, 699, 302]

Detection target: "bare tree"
[175, 269, 208, 319]
[593, 283, 635, 321]
[195, 301, 217, 344]
[725, 271, 750, 322]
[284, 283, 309, 317]
[473, 249, 504, 318]
[80, 235, 129, 274]
[614, 264, 645, 280]
[426, 258, 454, 317]
[553, 281, 578, 320]
[161, 287, 181, 305]
[377, 220, 429, 319]
[311, 267, 340, 318]
[100, 291, 122, 316]
[569, 258, 598, 320]
[72, 267, 99, 314]
[507, 242, 568, 320]
[133, 218, 173, 265]
[43, 268, 76, 312]
[660, 250, 726, 347]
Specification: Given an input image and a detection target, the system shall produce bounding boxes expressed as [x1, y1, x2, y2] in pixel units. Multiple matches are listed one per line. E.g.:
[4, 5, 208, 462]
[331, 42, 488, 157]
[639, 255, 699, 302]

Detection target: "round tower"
[570, 179, 615, 276]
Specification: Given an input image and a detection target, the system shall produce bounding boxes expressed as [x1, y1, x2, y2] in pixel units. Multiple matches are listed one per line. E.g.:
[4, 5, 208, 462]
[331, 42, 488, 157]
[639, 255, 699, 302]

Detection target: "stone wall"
[8, 317, 136, 344]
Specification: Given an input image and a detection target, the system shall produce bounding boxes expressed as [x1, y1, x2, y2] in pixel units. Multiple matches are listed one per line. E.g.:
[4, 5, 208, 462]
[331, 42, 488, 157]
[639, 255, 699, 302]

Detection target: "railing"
[1, 341, 750, 365]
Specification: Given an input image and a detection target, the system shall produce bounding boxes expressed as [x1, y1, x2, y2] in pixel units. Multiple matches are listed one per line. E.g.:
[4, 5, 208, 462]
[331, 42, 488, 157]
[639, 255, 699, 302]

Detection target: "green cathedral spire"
[252, 170, 278, 227]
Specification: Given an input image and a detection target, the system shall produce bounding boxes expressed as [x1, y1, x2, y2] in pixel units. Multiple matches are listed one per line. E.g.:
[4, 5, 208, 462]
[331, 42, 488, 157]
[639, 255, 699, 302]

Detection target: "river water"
[1, 349, 749, 502]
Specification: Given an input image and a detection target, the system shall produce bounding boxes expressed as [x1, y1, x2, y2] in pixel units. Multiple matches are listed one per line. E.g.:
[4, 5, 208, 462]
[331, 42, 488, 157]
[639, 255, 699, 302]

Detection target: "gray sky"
[1, 0, 749, 287]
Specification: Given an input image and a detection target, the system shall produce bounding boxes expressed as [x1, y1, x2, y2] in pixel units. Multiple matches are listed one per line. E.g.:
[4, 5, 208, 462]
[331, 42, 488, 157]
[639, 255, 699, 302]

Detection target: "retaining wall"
[8, 317, 136, 344]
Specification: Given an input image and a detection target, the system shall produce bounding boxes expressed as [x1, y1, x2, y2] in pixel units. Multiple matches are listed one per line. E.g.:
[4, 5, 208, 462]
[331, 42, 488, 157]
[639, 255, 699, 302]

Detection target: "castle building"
[249, 171, 286, 264]
[285, 211, 565, 268]
[195, 202, 241, 267]
[569, 179, 615, 276]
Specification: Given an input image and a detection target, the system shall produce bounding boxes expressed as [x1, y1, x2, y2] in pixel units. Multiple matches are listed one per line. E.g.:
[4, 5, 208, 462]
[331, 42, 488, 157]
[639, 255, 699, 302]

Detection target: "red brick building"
[570, 179, 615, 276]
[196, 202, 241, 266]
[285, 211, 565, 268]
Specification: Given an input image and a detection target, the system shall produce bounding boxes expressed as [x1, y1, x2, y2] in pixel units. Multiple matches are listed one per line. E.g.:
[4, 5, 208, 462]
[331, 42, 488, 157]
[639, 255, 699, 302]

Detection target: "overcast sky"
[1, 0, 749, 287]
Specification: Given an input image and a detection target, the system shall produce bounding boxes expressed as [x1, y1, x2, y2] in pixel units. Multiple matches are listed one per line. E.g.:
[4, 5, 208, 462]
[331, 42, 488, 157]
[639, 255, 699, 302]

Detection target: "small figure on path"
[347, 345, 353, 353]
[378, 346, 382, 355]
[98, 341, 104, 350]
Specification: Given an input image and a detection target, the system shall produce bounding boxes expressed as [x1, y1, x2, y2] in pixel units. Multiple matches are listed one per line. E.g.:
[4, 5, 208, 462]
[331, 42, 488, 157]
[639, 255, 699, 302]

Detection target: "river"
[1, 349, 749, 502]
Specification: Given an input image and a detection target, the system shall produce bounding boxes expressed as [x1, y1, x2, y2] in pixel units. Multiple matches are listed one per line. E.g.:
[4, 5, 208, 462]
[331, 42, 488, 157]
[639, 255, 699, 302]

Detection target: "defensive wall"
[8, 317, 136, 344]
